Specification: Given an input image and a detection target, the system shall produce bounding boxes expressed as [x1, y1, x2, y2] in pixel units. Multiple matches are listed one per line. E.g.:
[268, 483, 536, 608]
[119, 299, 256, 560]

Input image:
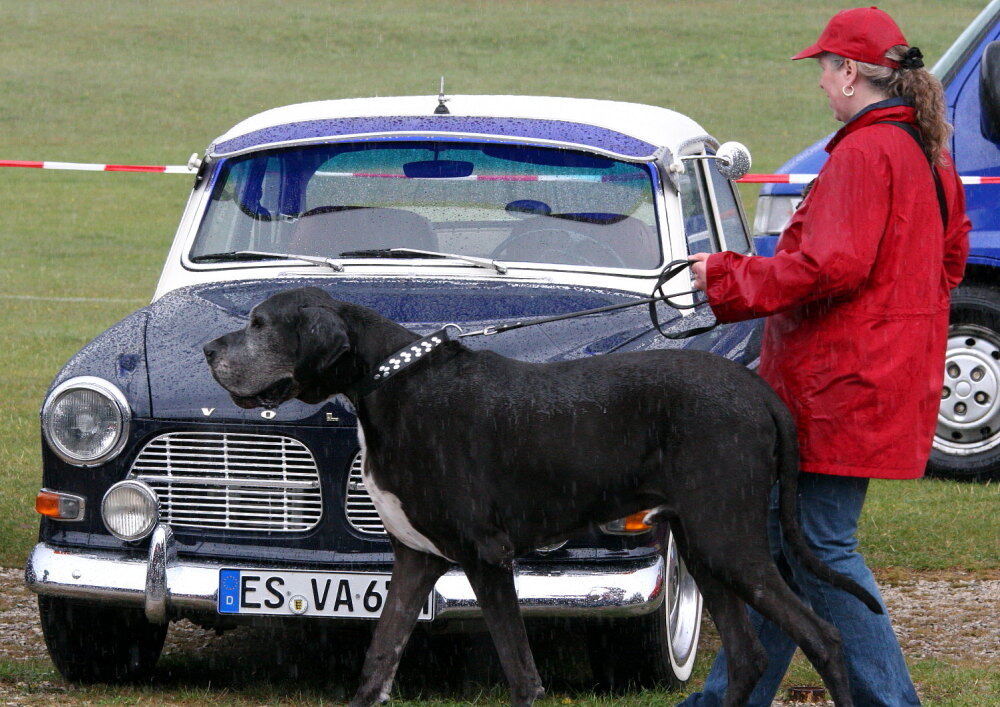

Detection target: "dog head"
[203, 287, 357, 408]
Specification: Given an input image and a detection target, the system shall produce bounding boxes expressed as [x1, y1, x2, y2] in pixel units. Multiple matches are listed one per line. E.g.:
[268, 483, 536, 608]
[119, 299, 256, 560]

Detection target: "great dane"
[204, 287, 881, 707]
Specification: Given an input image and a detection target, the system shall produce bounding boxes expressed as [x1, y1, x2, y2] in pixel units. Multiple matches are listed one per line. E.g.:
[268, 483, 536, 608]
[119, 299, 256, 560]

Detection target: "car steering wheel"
[490, 228, 627, 268]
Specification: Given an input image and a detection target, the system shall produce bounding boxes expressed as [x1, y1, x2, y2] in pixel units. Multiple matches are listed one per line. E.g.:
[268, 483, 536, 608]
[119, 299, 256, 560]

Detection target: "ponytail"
[855, 45, 952, 165]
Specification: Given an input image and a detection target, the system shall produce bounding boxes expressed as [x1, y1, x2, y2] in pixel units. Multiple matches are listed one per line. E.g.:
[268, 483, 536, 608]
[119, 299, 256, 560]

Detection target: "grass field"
[0, 0, 997, 704]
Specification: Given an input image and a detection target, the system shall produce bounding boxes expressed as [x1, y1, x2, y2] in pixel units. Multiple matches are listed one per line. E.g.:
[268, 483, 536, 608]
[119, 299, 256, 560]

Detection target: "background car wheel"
[928, 284, 1000, 481]
[38, 595, 167, 683]
[586, 531, 702, 691]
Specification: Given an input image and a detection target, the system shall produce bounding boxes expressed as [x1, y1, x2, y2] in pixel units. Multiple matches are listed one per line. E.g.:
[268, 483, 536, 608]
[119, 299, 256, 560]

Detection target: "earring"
[842, 85, 855, 97]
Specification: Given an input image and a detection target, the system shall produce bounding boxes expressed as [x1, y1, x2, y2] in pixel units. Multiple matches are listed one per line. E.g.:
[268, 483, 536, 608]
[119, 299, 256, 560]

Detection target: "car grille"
[344, 451, 387, 535]
[128, 432, 323, 532]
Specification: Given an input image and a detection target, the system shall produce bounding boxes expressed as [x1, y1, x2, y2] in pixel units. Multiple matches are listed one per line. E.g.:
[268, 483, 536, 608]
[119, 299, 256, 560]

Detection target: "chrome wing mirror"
[714, 141, 752, 180]
[672, 141, 752, 181]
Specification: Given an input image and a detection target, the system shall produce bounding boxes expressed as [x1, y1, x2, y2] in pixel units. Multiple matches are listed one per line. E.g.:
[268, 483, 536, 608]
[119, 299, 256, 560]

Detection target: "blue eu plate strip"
[218, 569, 241, 613]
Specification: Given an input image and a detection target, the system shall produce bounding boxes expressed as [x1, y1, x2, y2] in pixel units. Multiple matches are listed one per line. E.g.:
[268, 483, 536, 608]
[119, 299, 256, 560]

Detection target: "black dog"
[204, 287, 881, 707]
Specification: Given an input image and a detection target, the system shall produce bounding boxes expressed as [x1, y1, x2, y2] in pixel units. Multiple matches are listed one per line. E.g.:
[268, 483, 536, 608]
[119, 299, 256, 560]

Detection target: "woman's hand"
[688, 253, 710, 292]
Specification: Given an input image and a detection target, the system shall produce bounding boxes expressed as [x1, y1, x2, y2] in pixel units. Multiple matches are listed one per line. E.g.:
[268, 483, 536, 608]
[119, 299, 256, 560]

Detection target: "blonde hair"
[829, 46, 952, 165]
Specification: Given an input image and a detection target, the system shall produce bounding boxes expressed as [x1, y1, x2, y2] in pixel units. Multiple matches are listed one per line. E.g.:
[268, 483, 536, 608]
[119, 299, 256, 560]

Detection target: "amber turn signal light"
[600, 510, 653, 535]
[623, 511, 652, 532]
[35, 489, 85, 521]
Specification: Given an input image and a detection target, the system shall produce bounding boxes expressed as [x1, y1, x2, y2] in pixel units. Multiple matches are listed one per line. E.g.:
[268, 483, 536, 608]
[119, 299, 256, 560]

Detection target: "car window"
[676, 160, 717, 254]
[706, 158, 751, 254]
[191, 141, 664, 270]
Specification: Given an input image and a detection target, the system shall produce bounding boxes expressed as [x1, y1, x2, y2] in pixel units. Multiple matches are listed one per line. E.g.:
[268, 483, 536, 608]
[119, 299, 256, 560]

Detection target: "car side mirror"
[714, 142, 752, 181]
[981, 41, 1000, 143]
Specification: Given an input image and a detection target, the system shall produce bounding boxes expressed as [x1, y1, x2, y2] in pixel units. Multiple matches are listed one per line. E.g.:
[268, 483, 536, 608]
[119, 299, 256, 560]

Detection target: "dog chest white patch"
[357, 426, 452, 561]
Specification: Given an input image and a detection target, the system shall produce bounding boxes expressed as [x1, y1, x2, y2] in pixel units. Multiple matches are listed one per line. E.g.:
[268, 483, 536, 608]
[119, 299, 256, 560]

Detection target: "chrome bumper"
[25, 525, 664, 624]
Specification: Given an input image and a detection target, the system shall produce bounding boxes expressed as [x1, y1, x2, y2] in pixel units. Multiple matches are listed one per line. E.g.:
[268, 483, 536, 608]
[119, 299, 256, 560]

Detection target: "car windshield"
[190, 141, 662, 270]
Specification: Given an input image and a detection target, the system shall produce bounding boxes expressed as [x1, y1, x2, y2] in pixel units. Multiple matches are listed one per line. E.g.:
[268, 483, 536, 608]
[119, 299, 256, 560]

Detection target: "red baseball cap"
[792, 6, 907, 68]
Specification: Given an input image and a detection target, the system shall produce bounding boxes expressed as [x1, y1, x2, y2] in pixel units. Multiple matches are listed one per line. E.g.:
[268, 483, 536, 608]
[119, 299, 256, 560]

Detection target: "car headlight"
[102, 480, 158, 541]
[752, 194, 803, 236]
[42, 376, 130, 466]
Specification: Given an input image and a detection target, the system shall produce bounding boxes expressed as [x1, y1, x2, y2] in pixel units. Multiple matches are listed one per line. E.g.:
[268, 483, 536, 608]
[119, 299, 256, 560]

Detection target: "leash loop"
[648, 260, 717, 340]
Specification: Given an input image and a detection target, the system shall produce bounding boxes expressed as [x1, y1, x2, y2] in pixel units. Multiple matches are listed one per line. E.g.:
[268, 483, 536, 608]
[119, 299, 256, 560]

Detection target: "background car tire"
[928, 284, 1000, 481]
[38, 596, 167, 683]
[586, 532, 702, 691]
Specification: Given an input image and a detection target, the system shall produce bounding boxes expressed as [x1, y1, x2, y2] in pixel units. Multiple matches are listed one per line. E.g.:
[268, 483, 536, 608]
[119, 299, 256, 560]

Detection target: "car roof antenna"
[434, 76, 450, 115]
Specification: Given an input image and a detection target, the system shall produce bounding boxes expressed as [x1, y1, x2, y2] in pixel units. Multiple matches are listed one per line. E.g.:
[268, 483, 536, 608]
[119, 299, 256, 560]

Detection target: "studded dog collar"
[357, 327, 454, 397]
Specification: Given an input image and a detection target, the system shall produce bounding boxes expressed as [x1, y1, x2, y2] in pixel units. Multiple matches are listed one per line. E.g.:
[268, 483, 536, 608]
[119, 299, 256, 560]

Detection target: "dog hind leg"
[683, 557, 768, 706]
[679, 521, 854, 707]
[461, 557, 545, 707]
[350, 540, 450, 707]
[729, 568, 853, 706]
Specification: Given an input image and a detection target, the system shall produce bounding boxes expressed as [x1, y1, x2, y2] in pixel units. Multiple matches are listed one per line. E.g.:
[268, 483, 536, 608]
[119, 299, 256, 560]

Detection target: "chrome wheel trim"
[935, 325, 1000, 456]
[665, 531, 702, 679]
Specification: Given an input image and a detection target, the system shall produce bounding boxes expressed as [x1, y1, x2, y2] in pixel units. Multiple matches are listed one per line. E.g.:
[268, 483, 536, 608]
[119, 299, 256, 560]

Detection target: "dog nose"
[203, 341, 220, 364]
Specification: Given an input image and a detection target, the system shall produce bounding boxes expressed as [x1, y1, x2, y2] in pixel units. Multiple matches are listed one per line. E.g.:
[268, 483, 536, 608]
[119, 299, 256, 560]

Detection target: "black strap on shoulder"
[873, 120, 949, 230]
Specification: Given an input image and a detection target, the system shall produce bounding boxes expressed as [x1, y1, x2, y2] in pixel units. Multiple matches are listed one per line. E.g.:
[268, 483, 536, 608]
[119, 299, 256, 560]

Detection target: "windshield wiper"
[339, 248, 508, 274]
[190, 250, 344, 272]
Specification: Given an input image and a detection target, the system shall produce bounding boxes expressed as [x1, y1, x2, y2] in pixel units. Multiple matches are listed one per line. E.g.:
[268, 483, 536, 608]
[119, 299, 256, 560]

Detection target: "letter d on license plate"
[218, 569, 434, 620]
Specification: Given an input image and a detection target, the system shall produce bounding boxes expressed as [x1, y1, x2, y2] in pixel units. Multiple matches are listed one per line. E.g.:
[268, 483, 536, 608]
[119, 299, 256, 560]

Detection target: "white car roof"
[209, 95, 715, 162]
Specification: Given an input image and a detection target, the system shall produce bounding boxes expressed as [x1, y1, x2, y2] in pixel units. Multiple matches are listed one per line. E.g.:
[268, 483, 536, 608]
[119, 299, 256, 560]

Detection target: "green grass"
[2, 650, 997, 706]
[861, 478, 1000, 571]
[0, 1, 996, 704]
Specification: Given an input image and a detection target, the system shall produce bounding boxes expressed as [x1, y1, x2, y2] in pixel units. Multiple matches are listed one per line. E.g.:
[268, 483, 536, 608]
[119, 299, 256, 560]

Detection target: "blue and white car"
[755, 0, 1000, 481]
[28, 95, 760, 688]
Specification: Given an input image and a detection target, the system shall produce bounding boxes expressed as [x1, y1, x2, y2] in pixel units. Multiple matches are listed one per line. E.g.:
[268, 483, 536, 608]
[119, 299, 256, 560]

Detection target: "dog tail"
[771, 402, 884, 615]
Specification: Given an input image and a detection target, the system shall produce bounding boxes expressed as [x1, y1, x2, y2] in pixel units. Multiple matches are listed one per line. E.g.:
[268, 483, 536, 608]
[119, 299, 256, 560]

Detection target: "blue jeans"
[678, 473, 920, 706]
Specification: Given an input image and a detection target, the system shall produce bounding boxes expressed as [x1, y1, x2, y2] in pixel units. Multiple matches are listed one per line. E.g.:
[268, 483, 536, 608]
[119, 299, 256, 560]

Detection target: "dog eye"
[250, 316, 264, 328]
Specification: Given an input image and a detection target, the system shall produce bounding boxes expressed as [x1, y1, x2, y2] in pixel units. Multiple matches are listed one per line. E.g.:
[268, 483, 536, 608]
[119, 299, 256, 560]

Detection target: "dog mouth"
[231, 376, 299, 410]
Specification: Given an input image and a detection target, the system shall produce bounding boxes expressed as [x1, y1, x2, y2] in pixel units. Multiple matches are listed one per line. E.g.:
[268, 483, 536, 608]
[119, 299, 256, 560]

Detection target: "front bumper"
[25, 525, 665, 624]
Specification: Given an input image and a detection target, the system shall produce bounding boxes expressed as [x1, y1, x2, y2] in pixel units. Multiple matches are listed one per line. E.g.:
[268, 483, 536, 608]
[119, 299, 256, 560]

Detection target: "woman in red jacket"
[680, 7, 970, 706]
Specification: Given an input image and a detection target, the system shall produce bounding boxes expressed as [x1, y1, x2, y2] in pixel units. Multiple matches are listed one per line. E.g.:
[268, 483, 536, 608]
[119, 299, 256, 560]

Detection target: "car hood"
[144, 276, 681, 424]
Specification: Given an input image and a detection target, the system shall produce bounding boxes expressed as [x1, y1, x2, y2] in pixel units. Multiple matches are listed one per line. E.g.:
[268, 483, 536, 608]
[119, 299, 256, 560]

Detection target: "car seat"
[289, 206, 439, 256]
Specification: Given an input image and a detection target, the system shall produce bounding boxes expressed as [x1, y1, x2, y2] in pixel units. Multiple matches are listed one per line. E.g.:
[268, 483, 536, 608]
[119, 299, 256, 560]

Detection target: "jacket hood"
[143, 276, 675, 424]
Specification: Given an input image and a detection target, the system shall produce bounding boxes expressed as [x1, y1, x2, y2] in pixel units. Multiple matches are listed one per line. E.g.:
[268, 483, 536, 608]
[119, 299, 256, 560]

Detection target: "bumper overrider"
[25, 524, 665, 624]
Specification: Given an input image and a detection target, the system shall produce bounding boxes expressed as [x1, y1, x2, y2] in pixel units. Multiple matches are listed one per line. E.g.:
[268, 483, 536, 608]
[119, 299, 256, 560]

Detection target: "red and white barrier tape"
[736, 172, 1000, 185]
[1, 159, 998, 184]
[0, 159, 193, 174]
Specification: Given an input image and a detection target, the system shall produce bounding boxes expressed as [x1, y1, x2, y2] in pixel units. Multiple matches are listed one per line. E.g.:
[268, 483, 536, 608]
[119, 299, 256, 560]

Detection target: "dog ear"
[295, 305, 350, 381]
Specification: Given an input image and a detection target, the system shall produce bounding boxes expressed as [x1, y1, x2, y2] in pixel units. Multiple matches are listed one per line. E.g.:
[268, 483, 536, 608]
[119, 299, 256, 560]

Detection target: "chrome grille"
[344, 451, 386, 535]
[129, 432, 322, 532]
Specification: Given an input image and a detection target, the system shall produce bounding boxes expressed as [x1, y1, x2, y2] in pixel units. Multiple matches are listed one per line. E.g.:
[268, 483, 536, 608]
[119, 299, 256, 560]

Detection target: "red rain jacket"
[706, 101, 970, 479]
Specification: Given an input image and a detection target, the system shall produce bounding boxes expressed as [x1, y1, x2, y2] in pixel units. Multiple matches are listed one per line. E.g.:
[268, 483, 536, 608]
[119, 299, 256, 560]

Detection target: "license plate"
[218, 569, 434, 620]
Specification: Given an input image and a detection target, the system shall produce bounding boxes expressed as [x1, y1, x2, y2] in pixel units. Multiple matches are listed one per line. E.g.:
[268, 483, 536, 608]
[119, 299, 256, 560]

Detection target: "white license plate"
[218, 569, 434, 620]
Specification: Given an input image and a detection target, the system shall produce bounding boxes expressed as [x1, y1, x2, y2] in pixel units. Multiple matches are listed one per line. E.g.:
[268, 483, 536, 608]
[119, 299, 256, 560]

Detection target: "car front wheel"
[929, 284, 1000, 481]
[587, 531, 702, 690]
[38, 595, 167, 683]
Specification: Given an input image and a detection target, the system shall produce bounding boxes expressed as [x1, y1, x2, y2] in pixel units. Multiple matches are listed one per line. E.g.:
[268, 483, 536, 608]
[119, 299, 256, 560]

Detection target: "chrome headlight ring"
[41, 376, 131, 467]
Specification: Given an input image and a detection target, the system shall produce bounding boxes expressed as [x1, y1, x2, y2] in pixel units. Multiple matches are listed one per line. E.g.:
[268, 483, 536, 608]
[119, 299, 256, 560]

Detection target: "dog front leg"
[462, 558, 545, 707]
[350, 540, 449, 707]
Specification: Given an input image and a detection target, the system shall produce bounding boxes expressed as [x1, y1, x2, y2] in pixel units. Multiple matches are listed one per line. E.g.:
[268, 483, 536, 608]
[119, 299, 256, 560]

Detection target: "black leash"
[358, 260, 716, 396]
[454, 259, 715, 340]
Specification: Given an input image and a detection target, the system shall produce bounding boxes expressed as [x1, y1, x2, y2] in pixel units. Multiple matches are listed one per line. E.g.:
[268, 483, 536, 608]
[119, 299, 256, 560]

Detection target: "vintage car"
[26, 95, 760, 689]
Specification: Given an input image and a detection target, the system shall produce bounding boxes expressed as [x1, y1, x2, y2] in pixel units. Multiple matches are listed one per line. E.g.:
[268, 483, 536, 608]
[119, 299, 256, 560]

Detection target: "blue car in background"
[754, 0, 1000, 481]
[27, 94, 760, 688]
